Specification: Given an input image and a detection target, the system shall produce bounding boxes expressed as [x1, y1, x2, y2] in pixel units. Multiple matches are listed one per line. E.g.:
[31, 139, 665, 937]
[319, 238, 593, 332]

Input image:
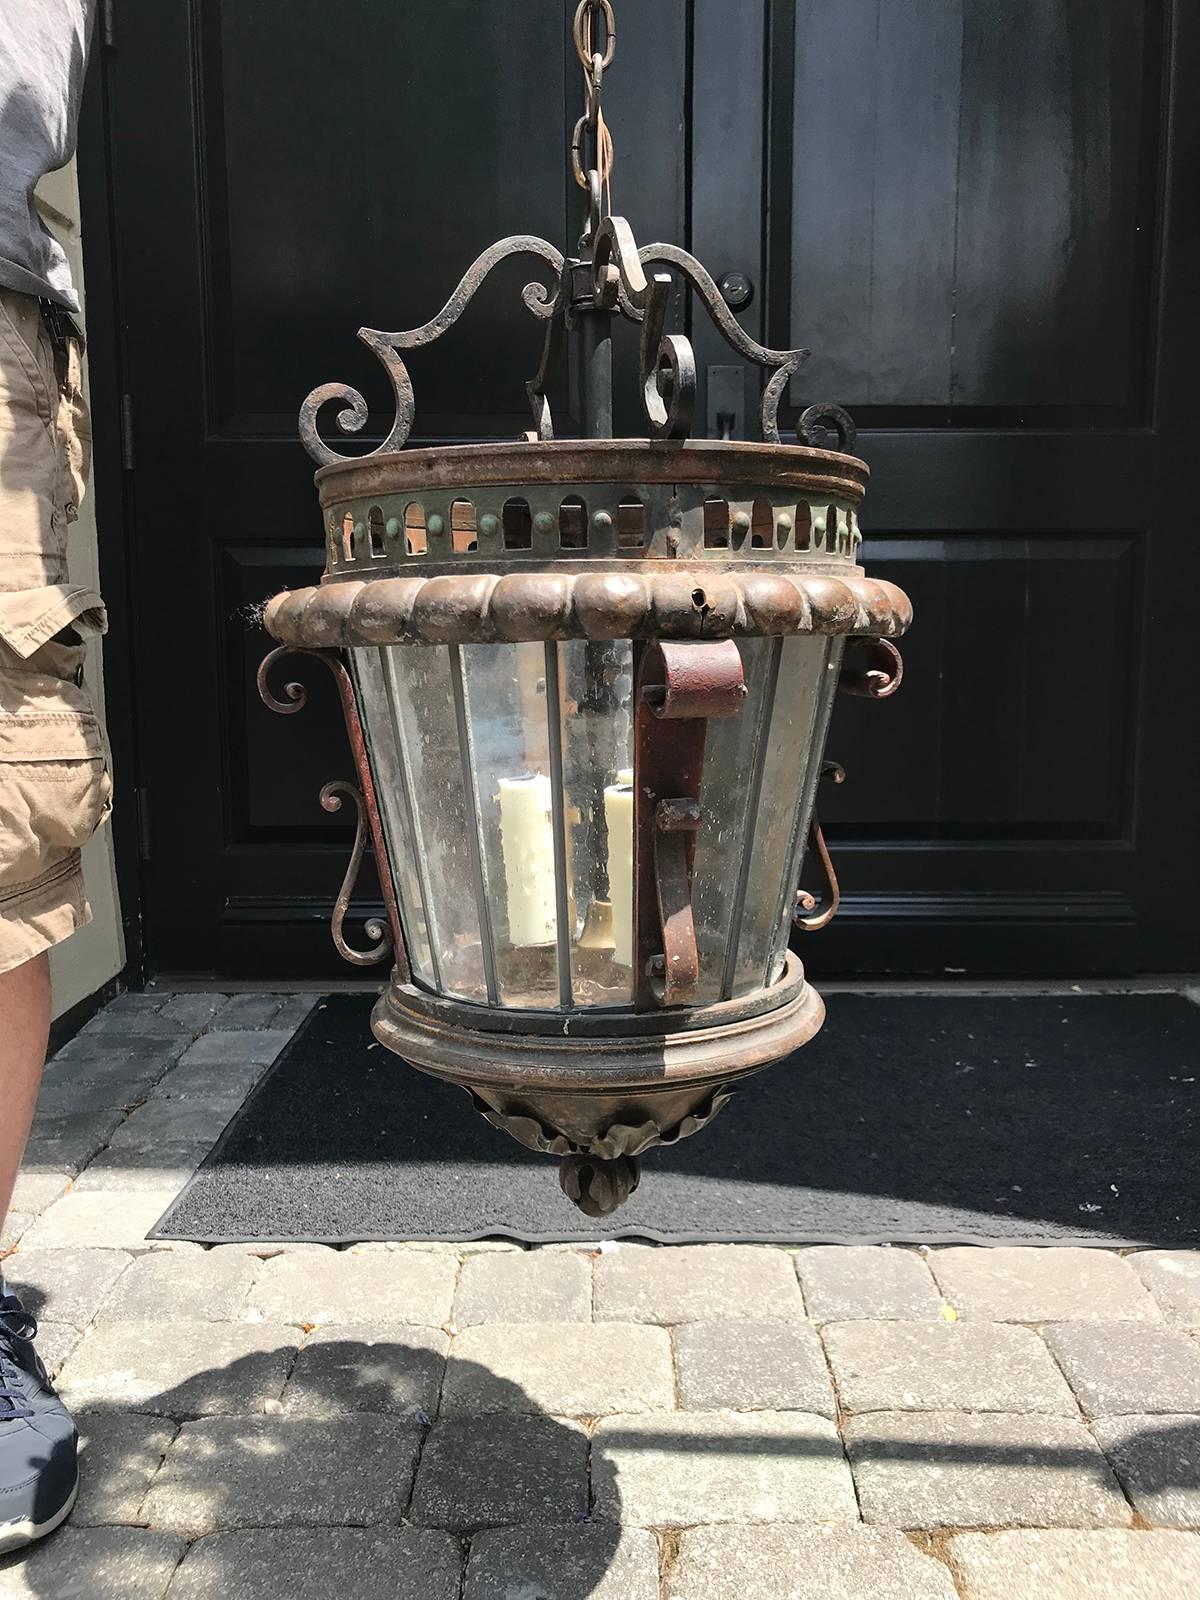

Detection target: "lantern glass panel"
[351, 649, 435, 985]
[360, 643, 489, 1002]
[557, 638, 636, 1006]
[460, 640, 562, 1009]
[690, 635, 774, 1003]
[766, 636, 845, 985]
[730, 635, 838, 994]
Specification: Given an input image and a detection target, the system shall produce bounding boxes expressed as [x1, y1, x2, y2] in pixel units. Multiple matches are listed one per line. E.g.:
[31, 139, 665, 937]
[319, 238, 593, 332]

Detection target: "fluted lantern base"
[371, 952, 824, 1215]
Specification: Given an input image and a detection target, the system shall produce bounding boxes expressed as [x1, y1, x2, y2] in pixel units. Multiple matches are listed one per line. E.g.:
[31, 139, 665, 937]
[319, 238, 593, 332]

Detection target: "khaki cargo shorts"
[0, 286, 111, 976]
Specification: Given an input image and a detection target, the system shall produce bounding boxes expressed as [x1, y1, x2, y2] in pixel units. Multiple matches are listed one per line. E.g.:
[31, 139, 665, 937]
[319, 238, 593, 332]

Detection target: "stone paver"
[281, 1324, 447, 1418]
[1133, 1252, 1200, 1325]
[1093, 1415, 1200, 1528]
[208, 993, 287, 1029]
[6, 1173, 68, 1216]
[49, 1034, 184, 1073]
[78, 1012, 186, 1041]
[142, 1415, 421, 1533]
[104, 994, 167, 1017]
[73, 1145, 211, 1193]
[795, 1246, 945, 1323]
[149, 1058, 266, 1102]
[594, 1245, 803, 1324]
[1044, 1321, 1200, 1417]
[411, 1414, 589, 1530]
[3, 1247, 131, 1325]
[950, 1528, 1200, 1599]
[825, 1320, 1077, 1415]
[74, 1413, 177, 1525]
[95, 1245, 256, 1323]
[174, 1029, 292, 1068]
[465, 1524, 659, 1599]
[247, 1248, 456, 1328]
[845, 1411, 1130, 1529]
[58, 1320, 299, 1416]
[453, 1248, 591, 1325]
[0, 1215, 30, 1253]
[31, 1321, 81, 1376]
[169, 1528, 462, 1600]
[269, 994, 317, 1032]
[103, 1096, 240, 1153]
[444, 1322, 675, 1416]
[675, 1321, 836, 1415]
[668, 1525, 959, 1599]
[593, 1410, 856, 1527]
[19, 1192, 178, 1252]
[19, 1113, 123, 1176]
[32, 1077, 147, 1118]
[157, 993, 229, 1032]
[0, 1527, 185, 1599]
[930, 1248, 1159, 1323]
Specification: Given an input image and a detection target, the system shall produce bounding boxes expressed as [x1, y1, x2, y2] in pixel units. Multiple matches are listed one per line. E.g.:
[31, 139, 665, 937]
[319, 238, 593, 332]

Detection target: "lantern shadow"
[0, 1339, 626, 1597]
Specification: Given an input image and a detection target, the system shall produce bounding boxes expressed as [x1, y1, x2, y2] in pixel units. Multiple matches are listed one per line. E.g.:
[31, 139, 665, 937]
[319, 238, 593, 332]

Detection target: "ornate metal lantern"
[259, 1, 911, 1217]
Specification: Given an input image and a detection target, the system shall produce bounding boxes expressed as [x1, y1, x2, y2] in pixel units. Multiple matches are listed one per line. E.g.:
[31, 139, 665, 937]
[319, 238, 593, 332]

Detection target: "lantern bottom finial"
[559, 1153, 641, 1218]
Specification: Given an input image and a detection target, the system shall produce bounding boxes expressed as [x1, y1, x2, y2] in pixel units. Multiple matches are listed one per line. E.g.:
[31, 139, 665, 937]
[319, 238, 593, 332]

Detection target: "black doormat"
[153, 992, 1200, 1247]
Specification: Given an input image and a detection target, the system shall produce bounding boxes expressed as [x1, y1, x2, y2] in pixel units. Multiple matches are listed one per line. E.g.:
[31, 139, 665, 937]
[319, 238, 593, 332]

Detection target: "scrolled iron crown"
[298, 223, 856, 466]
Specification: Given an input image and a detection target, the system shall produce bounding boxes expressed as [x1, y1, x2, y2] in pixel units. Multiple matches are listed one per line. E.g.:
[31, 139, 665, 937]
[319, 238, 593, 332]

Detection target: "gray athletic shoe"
[0, 1288, 78, 1554]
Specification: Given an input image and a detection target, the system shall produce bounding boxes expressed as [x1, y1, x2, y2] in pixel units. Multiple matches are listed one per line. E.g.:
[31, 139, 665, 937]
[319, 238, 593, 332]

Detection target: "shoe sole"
[0, 1474, 79, 1555]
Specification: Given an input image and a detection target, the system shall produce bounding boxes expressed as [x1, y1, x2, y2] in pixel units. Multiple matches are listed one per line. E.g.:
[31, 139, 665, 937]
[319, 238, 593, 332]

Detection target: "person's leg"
[0, 953, 51, 1229]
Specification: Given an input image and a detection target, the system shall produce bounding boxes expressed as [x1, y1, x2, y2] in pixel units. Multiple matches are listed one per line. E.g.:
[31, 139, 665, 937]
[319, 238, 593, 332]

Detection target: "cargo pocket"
[0, 696, 112, 896]
[0, 586, 113, 888]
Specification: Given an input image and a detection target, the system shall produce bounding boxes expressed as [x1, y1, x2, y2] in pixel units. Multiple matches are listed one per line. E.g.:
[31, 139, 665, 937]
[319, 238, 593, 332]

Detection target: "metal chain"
[570, 0, 615, 242]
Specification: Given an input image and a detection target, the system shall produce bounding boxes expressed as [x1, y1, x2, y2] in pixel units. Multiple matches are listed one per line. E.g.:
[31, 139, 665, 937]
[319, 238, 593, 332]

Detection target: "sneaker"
[0, 1288, 78, 1554]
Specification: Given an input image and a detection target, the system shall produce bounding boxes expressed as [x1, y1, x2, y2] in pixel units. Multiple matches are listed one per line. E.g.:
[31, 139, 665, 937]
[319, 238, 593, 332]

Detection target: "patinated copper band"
[263, 569, 911, 649]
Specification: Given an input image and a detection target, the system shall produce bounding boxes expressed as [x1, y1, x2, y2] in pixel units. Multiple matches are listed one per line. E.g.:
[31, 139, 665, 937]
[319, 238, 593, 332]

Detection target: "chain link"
[571, 0, 615, 239]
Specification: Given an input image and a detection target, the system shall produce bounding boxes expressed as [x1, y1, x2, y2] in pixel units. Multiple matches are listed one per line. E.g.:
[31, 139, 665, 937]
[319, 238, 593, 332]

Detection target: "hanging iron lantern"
[258, 0, 911, 1218]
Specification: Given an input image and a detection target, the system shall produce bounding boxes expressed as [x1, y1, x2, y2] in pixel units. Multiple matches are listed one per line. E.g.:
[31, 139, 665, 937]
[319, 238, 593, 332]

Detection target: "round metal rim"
[314, 437, 870, 506]
[383, 949, 808, 1039]
[370, 964, 826, 1093]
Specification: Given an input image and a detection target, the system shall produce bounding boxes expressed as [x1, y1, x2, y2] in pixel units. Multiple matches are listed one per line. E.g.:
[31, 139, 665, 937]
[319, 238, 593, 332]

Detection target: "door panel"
[788, 0, 1158, 419]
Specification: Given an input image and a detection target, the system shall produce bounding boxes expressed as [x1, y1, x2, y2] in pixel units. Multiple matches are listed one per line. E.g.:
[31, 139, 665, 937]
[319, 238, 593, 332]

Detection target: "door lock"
[717, 271, 753, 310]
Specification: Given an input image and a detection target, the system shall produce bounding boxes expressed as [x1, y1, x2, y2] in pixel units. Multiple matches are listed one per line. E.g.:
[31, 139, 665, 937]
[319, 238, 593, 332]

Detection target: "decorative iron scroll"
[299, 236, 565, 467]
[794, 761, 846, 933]
[299, 215, 846, 463]
[257, 646, 405, 974]
[319, 781, 394, 967]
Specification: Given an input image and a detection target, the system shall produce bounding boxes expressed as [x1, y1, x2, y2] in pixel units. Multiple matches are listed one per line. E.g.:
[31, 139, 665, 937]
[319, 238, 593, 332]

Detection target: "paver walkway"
[2, 990, 1200, 1597]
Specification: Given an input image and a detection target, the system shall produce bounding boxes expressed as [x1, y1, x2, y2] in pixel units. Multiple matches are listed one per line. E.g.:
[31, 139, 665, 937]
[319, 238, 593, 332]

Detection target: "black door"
[82, 0, 1200, 978]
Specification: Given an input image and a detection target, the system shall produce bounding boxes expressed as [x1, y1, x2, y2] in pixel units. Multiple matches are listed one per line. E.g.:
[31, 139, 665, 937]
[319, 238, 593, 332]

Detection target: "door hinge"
[120, 393, 135, 470]
[136, 786, 151, 860]
[102, 0, 116, 50]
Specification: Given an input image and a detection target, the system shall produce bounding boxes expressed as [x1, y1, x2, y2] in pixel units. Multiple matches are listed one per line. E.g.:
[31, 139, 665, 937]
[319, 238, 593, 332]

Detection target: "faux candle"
[604, 778, 635, 968]
[498, 773, 558, 946]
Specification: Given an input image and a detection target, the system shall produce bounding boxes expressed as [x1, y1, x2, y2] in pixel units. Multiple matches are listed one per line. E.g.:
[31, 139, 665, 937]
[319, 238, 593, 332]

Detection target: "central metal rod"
[579, 301, 614, 440]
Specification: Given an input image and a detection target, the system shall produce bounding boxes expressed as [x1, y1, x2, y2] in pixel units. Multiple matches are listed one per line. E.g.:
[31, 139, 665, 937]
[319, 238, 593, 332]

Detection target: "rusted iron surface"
[794, 761, 845, 933]
[263, 571, 912, 649]
[318, 781, 394, 967]
[314, 437, 869, 502]
[257, 645, 408, 979]
[371, 958, 825, 1158]
[838, 636, 904, 698]
[633, 639, 746, 1009]
[559, 1153, 639, 1219]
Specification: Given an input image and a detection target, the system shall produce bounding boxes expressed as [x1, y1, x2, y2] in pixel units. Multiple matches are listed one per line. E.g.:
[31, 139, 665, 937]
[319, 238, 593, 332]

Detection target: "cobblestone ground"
[2, 991, 1200, 1597]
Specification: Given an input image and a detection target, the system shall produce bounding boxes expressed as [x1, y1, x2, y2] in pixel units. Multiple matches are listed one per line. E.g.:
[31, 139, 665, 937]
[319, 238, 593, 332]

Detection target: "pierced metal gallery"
[258, 1, 911, 1216]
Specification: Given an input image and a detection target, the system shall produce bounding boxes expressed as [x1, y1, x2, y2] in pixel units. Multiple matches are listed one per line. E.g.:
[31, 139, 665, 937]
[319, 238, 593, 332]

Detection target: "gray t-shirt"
[0, 1, 96, 309]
